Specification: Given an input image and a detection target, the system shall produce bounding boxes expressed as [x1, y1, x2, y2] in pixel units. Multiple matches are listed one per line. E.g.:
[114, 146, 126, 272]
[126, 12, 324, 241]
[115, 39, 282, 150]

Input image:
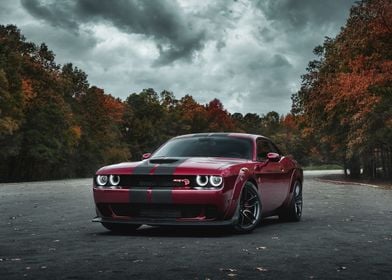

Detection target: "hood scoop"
[149, 158, 179, 164]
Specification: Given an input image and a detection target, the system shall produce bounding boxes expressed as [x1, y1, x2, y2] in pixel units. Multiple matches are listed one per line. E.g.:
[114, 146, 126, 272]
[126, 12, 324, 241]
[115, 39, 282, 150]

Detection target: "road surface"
[0, 171, 391, 279]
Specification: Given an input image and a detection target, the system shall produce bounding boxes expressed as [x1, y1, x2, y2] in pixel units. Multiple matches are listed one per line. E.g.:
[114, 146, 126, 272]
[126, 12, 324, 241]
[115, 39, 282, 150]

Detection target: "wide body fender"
[280, 168, 303, 209]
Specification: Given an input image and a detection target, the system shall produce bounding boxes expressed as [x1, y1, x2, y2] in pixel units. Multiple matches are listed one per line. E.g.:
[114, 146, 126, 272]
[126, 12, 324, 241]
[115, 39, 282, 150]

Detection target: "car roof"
[173, 132, 267, 141]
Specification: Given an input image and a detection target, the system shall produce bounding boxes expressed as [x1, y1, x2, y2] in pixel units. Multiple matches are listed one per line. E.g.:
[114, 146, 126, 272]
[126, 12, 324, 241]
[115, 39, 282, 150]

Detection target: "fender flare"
[281, 168, 303, 208]
[289, 168, 303, 193]
[223, 170, 259, 219]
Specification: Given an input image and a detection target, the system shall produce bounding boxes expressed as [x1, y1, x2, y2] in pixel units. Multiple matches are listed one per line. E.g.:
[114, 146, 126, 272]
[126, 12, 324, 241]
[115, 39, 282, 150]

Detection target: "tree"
[291, 0, 392, 178]
[76, 86, 130, 176]
[123, 88, 166, 159]
[0, 25, 131, 181]
[177, 94, 209, 132]
[16, 88, 77, 180]
[206, 98, 236, 132]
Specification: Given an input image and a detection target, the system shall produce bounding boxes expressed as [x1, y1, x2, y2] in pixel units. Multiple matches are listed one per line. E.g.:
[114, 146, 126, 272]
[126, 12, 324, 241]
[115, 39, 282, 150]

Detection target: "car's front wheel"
[102, 222, 141, 233]
[233, 182, 262, 233]
[279, 180, 303, 222]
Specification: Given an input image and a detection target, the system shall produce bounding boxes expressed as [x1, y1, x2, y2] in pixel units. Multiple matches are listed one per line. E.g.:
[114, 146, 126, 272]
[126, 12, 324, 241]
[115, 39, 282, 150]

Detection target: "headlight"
[96, 175, 108, 186]
[196, 175, 209, 187]
[109, 175, 120, 186]
[209, 176, 223, 187]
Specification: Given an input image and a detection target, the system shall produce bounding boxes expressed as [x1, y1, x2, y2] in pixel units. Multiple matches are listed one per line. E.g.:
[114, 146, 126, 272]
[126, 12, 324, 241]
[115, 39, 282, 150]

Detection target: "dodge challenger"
[92, 133, 303, 233]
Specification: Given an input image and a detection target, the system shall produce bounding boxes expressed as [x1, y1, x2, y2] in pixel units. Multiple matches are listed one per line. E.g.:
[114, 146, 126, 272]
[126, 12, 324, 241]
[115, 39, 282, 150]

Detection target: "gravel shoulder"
[0, 173, 391, 279]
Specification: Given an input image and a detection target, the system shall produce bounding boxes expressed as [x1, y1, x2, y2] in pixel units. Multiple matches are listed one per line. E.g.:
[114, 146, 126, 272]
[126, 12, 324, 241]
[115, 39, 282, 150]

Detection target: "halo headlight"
[109, 175, 120, 186]
[196, 175, 209, 187]
[209, 176, 223, 187]
[96, 175, 108, 186]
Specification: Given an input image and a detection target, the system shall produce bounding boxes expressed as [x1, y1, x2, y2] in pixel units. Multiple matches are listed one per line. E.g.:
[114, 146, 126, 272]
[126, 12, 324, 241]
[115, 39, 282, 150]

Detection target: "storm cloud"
[21, 0, 206, 65]
[1, 0, 356, 114]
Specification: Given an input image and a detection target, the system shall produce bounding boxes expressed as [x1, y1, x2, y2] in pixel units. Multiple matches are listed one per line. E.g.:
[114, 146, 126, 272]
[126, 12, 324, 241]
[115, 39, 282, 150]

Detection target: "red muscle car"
[92, 133, 303, 233]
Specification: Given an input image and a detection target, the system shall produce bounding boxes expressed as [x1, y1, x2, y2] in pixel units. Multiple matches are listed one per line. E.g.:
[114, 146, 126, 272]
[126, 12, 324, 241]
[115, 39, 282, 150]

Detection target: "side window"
[267, 141, 280, 154]
[257, 139, 282, 161]
[256, 139, 270, 161]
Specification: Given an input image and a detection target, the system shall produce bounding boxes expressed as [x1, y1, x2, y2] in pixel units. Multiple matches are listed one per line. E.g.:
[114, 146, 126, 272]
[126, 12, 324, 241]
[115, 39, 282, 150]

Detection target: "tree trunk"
[347, 155, 361, 179]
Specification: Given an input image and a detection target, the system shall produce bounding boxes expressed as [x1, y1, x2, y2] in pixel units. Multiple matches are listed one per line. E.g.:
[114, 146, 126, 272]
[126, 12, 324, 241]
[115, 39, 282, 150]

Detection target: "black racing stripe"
[192, 133, 209, 137]
[132, 160, 154, 175]
[151, 189, 172, 203]
[192, 132, 230, 137]
[210, 132, 230, 136]
[129, 188, 148, 203]
[153, 158, 188, 175]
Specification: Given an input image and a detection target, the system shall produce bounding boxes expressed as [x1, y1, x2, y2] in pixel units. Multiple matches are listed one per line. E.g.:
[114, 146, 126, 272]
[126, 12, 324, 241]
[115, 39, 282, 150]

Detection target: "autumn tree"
[177, 94, 209, 133]
[206, 98, 236, 132]
[0, 25, 130, 181]
[0, 25, 26, 166]
[292, 0, 392, 178]
[76, 86, 130, 176]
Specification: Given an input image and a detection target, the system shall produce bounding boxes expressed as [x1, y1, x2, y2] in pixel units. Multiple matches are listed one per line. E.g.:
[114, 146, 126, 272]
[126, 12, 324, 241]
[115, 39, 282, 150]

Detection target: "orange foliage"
[21, 79, 36, 106]
[71, 125, 82, 140]
[282, 114, 297, 130]
[206, 99, 236, 131]
[294, 0, 392, 163]
[103, 95, 125, 123]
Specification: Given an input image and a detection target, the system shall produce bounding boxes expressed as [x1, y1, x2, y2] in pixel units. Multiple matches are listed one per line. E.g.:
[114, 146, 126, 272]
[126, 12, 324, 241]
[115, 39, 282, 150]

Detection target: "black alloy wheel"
[233, 182, 262, 233]
[279, 180, 303, 222]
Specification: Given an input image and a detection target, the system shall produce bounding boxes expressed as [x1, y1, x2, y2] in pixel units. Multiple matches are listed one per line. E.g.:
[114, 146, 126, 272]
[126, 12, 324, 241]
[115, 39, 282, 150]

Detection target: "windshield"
[152, 136, 253, 160]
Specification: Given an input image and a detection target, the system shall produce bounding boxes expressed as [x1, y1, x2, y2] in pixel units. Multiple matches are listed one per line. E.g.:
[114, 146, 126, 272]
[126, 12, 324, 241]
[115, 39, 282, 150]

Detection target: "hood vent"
[149, 158, 179, 164]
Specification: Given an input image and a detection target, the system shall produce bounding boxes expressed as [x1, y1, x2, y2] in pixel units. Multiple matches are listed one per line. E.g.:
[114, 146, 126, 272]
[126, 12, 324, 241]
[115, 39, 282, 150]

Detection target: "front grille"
[97, 203, 218, 219]
[119, 175, 196, 188]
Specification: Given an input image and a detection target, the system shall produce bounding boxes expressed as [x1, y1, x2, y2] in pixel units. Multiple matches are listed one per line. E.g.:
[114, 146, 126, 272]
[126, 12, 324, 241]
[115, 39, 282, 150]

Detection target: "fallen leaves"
[337, 266, 347, 272]
[255, 267, 268, 272]
[220, 268, 238, 277]
[219, 268, 237, 272]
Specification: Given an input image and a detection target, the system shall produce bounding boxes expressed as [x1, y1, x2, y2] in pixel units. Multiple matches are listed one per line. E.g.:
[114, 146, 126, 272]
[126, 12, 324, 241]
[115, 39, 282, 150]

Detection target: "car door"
[254, 138, 288, 213]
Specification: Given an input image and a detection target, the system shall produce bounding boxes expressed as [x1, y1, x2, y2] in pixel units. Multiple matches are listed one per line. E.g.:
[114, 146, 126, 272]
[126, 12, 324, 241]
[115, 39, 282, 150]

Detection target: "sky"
[0, 0, 356, 115]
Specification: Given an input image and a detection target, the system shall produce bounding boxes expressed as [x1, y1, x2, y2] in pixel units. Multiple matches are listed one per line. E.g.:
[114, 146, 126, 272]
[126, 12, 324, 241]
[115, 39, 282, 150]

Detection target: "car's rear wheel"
[101, 222, 141, 233]
[233, 182, 262, 233]
[279, 180, 303, 222]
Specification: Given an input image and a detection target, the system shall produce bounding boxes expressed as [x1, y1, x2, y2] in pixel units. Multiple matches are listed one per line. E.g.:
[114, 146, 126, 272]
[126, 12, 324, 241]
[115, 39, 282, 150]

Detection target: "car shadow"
[95, 225, 234, 238]
[90, 216, 285, 238]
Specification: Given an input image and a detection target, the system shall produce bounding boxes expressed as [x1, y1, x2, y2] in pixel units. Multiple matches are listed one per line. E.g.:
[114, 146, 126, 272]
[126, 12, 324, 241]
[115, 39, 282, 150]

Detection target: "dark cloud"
[21, 0, 206, 65]
[255, 0, 354, 30]
[20, 0, 79, 30]
[1, 0, 355, 115]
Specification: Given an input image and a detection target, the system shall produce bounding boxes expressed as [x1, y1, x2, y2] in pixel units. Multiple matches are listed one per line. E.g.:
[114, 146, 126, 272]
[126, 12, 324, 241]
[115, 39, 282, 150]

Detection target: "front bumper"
[93, 187, 236, 225]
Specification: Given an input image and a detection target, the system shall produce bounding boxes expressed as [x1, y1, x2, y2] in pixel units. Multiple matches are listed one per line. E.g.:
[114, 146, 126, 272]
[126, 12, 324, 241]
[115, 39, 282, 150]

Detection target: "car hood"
[97, 157, 252, 175]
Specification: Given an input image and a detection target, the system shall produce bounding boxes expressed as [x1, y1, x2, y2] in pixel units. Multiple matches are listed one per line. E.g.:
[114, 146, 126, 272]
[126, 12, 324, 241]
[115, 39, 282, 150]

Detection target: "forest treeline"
[0, 24, 302, 182]
[0, 0, 391, 182]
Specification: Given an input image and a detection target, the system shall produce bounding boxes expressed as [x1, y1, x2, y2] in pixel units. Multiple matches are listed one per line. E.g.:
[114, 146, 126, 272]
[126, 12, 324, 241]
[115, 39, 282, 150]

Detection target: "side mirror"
[267, 152, 280, 162]
[142, 153, 151, 160]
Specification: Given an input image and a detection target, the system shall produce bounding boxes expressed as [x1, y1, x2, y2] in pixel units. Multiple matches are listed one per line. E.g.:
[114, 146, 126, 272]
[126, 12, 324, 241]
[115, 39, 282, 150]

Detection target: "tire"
[279, 180, 303, 222]
[101, 222, 141, 233]
[233, 182, 262, 233]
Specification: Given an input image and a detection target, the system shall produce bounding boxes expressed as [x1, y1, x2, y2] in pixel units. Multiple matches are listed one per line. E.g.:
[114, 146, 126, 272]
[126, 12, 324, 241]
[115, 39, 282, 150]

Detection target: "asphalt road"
[1, 171, 391, 280]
